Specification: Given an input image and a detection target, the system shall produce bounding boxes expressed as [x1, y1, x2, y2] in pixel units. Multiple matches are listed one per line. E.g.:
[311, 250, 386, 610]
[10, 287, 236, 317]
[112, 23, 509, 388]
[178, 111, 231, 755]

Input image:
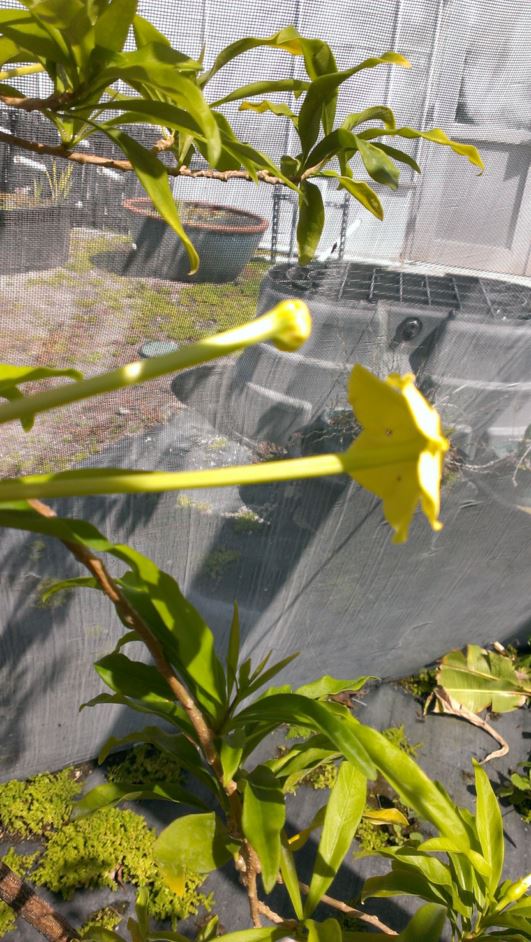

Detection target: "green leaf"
[80, 928, 126, 942]
[279, 835, 303, 919]
[362, 807, 409, 827]
[201, 27, 307, 84]
[355, 137, 400, 189]
[80, 690, 194, 736]
[97, 126, 200, 274]
[154, 812, 236, 893]
[342, 106, 396, 131]
[320, 170, 384, 220]
[116, 570, 226, 721]
[362, 869, 448, 906]
[473, 761, 504, 893]
[219, 733, 244, 786]
[210, 78, 309, 107]
[296, 675, 372, 700]
[359, 126, 484, 170]
[0, 9, 70, 64]
[239, 99, 298, 125]
[95, 651, 173, 702]
[246, 653, 300, 697]
[399, 904, 446, 941]
[232, 694, 377, 778]
[436, 645, 531, 714]
[297, 181, 325, 265]
[200, 931, 286, 942]
[132, 14, 171, 48]
[94, 0, 137, 52]
[0, 363, 82, 391]
[74, 779, 207, 817]
[305, 918, 342, 942]
[297, 52, 410, 155]
[242, 765, 285, 893]
[302, 127, 359, 172]
[416, 837, 491, 878]
[371, 142, 421, 174]
[304, 761, 366, 914]
[226, 601, 240, 698]
[40, 575, 97, 601]
[352, 724, 471, 848]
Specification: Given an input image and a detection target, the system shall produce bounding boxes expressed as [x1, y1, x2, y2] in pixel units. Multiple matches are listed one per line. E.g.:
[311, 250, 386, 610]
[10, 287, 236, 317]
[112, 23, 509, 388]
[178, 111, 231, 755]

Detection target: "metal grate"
[269, 262, 531, 320]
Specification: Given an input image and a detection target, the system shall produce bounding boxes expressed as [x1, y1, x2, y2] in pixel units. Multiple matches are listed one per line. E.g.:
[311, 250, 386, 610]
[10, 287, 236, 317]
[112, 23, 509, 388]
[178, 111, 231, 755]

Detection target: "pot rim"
[122, 197, 269, 235]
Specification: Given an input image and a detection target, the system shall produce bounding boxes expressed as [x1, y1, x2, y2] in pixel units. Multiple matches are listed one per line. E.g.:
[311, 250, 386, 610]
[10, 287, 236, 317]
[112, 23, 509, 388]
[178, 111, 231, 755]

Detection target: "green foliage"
[399, 666, 437, 702]
[32, 806, 211, 925]
[381, 725, 421, 759]
[80, 906, 125, 939]
[436, 644, 531, 714]
[203, 547, 241, 582]
[105, 744, 184, 786]
[0, 767, 81, 837]
[0, 6, 482, 270]
[497, 761, 531, 823]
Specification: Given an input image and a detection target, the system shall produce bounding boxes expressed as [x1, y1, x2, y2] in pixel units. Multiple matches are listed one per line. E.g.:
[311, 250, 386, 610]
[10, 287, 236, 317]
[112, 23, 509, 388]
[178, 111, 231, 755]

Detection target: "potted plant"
[0, 160, 73, 273]
[122, 196, 268, 282]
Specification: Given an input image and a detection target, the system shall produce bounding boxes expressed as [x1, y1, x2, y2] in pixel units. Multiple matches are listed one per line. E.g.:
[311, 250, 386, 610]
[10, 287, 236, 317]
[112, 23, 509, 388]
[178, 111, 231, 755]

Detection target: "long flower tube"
[0, 363, 449, 542]
[0, 301, 312, 428]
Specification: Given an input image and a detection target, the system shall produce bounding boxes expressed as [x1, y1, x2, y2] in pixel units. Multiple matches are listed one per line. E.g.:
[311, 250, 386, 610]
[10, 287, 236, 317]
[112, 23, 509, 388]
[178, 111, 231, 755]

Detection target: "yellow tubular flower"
[345, 364, 449, 543]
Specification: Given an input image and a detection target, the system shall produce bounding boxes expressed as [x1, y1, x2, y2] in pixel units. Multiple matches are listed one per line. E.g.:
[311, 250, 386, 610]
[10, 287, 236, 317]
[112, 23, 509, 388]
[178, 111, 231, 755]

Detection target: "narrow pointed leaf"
[94, 0, 137, 52]
[226, 601, 240, 697]
[356, 137, 400, 189]
[297, 181, 324, 265]
[74, 779, 207, 816]
[296, 675, 372, 700]
[399, 904, 446, 941]
[279, 835, 303, 918]
[242, 765, 285, 893]
[474, 761, 505, 893]
[304, 762, 366, 914]
[320, 170, 383, 219]
[210, 78, 308, 107]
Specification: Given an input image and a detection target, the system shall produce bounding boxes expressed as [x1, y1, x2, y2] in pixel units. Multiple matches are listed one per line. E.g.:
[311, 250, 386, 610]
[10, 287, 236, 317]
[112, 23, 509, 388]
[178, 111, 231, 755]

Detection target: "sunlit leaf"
[437, 645, 531, 714]
[242, 765, 285, 892]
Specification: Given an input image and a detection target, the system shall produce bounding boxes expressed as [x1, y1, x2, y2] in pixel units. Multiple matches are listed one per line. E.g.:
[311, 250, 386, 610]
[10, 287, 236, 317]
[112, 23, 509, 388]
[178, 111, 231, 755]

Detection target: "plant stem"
[0, 862, 80, 941]
[26, 499, 239, 812]
[0, 127, 282, 183]
[298, 882, 397, 936]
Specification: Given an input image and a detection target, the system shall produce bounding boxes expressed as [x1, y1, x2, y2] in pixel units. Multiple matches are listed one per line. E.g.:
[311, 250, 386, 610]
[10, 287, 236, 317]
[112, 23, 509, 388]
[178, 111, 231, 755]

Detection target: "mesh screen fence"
[0, 0, 529, 776]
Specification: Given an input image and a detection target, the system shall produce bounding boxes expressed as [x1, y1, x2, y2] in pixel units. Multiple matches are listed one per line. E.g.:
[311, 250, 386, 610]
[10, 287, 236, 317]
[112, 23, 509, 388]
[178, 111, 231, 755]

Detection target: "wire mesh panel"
[0, 0, 529, 778]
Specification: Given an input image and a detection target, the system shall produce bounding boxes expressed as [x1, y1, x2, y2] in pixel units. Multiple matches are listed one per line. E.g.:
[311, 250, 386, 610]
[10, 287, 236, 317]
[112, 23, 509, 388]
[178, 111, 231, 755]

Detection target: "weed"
[398, 666, 437, 702]
[176, 494, 212, 514]
[232, 508, 266, 533]
[80, 905, 125, 938]
[203, 547, 241, 581]
[382, 725, 422, 758]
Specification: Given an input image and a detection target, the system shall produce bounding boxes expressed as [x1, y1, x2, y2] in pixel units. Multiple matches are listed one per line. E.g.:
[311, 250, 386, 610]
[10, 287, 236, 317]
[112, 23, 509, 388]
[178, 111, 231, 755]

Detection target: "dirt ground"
[0, 229, 268, 477]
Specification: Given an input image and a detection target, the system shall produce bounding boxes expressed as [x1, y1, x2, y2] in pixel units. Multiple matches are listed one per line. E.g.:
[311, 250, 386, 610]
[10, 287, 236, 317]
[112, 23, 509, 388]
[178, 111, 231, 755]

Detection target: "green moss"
[204, 547, 241, 581]
[382, 725, 422, 758]
[299, 761, 338, 791]
[0, 768, 81, 838]
[105, 744, 183, 786]
[0, 849, 41, 939]
[32, 806, 211, 926]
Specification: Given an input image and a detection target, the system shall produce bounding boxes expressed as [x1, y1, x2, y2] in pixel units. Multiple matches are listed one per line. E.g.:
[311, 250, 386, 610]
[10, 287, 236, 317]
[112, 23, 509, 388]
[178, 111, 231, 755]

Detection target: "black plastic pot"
[0, 201, 71, 274]
[170, 260, 530, 680]
[123, 197, 268, 283]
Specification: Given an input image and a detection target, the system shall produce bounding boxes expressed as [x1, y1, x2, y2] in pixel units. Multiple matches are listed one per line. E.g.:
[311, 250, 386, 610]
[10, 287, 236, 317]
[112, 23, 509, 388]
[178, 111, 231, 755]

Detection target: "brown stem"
[242, 845, 262, 928]
[257, 900, 296, 927]
[0, 863, 80, 941]
[26, 500, 239, 811]
[0, 128, 283, 185]
[298, 882, 398, 936]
